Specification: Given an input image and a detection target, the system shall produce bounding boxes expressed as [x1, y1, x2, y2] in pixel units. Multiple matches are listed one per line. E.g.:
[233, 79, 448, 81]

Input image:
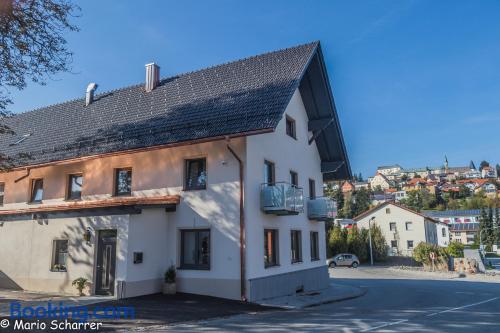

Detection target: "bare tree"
[0, 0, 79, 169]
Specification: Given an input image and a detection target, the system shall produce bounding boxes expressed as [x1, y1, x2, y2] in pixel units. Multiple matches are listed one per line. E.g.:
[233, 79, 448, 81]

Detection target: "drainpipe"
[226, 144, 246, 301]
[14, 167, 31, 183]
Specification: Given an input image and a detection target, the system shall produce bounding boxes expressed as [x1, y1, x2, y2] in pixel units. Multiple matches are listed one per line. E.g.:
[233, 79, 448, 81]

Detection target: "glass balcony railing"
[307, 197, 337, 221]
[260, 182, 304, 215]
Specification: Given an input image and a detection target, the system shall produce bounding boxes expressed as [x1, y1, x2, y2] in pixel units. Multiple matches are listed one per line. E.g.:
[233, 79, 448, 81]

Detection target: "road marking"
[426, 297, 499, 317]
[360, 319, 409, 332]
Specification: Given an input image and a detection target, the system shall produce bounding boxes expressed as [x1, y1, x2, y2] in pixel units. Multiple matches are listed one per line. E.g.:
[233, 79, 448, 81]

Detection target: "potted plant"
[72, 277, 90, 296]
[163, 265, 176, 295]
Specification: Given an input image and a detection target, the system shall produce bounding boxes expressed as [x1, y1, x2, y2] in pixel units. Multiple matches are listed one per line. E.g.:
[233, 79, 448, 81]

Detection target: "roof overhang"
[298, 43, 352, 181]
[0, 195, 180, 221]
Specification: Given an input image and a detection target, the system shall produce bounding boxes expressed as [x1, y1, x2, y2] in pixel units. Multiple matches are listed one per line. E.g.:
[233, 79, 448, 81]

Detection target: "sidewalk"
[255, 282, 365, 309]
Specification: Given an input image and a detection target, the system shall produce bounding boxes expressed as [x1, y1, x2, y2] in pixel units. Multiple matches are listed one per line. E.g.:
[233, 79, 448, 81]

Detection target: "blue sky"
[8, 0, 500, 177]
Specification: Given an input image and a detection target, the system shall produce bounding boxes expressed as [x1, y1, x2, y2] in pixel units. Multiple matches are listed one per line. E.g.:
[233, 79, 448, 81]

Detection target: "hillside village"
[326, 158, 500, 261]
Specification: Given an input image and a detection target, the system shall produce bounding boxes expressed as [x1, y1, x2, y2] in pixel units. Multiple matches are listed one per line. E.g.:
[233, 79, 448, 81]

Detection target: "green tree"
[369, 224, 388, 261]
[0, 0, 79, 170]
[479, 160, 490, 171]
[341, 192, 354, 218]
[352, 187, 371, 217]
[479, 207, 496, 251]
[446, 241, 464, 258]
[328, 226, 348, 256]
[347, 227, 368, 262]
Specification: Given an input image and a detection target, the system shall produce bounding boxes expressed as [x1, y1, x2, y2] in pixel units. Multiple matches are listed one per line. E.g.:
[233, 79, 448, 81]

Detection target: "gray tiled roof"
[1, 42, 319, 168]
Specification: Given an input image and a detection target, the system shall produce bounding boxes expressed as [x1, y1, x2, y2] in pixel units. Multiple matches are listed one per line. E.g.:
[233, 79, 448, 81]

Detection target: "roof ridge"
[11, 41, 320, 117]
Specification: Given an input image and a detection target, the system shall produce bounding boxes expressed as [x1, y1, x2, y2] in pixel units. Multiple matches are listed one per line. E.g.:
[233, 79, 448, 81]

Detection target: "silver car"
[327, 253, 359, 268]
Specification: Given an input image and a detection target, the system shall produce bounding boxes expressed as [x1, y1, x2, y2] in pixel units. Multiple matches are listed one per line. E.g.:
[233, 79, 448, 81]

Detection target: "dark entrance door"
[95, 229, 117, 295]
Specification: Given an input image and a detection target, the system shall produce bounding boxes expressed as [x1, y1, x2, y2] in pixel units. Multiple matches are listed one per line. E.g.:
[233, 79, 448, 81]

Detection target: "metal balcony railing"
[260, 182, 304, 215]
[307, 197, 337, 221]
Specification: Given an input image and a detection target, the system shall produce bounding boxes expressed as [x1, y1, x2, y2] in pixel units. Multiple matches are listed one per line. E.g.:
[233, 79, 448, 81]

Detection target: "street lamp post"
[369, 216, 375, 266]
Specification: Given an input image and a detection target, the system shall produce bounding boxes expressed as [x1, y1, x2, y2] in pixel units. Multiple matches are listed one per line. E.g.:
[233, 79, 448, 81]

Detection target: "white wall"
[0, 215, 129, 295]
[357, 204, 432, 256]
[245, 89, 326, 280]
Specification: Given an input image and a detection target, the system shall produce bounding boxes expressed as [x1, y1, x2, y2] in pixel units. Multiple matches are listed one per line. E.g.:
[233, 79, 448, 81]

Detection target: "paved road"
[161, 267, 500, 332]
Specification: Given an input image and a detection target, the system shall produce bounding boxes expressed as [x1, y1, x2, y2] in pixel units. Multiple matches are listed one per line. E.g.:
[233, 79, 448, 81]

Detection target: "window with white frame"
[405, 222, 413, 231]
[51, 240, 68, 272]
[0, 182, 4, 206]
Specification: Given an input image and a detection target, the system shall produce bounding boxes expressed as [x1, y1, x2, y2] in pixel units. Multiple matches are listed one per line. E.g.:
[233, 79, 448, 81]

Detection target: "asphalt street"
[161, 266, 500, 332]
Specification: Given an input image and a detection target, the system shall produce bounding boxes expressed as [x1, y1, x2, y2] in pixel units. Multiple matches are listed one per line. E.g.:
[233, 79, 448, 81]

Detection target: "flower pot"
[163, 282, 176, 295]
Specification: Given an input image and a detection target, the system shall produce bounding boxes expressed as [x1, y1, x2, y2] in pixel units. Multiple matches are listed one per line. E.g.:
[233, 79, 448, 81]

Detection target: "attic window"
[11, 133, 32, 146]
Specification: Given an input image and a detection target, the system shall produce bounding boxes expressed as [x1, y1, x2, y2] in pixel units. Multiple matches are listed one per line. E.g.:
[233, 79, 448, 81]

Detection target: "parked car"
[327, 253, 359, 268]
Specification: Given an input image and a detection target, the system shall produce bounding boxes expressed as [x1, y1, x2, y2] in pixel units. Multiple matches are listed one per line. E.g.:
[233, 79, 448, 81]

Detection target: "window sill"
[50, 270, 67, 273]
[311, 258, 320, 262]
[264, 264, 280, 269]
[113, 193, 132, 197]
[183, 187, 207, 192]
[291, 260, 303, 265]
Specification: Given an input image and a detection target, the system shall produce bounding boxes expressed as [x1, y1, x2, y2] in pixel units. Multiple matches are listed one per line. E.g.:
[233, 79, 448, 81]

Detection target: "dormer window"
[285, 115, 296, 139]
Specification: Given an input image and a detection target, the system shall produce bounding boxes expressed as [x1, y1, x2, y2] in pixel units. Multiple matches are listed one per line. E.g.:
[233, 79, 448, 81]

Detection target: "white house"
[370, 173, 392, 190]
[0, 42, 351, 302]
[481, 166, 498, 179]
[377, 165, 402, 176]
[354, 202, 442, 256]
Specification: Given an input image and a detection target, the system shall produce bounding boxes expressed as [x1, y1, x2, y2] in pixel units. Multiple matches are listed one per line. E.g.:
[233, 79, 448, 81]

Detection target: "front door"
[95, 230, 117, 295]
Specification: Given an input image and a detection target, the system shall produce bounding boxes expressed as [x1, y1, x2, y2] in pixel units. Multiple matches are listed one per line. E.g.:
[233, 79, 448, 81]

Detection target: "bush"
[164, 265, 176, 284]
[72, 277, 89, 296]
[447, 241, 464, 258]
[165, 265, 176, 283]
[328, 226, 348, 257]
[413, 242, 448, 266]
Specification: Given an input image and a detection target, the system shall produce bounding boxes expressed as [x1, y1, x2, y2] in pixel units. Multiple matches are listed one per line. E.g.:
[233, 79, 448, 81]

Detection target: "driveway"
[0, 290, 272, 332]
[156, 267, 500, 332]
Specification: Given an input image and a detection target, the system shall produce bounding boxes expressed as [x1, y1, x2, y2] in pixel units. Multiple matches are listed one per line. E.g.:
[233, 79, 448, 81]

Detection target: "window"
[310, 232, 320, 261]
[391, 240, 398, 248]
[386, 208, 391, 214]
[291, 230, 302, 263]
[180, 229, 210, 270]
[390, 222, 397, 231]
[67, 174, 83, 200]
[264, 229, 279, 267]
[455, 232, 461, 237]
[30, 179, 44, 203]
[290, 171, 298, 187]
[405, 222, 413, 231]
[51, 240, 68, 272]
[285, 115, 296, 139]
[0, 183, 4, 206]
[407, 240, 414, 249]
[114, 168, 132, 196]
[308, 179, 316, 199]
[185, 158, 207, 191]
[442, 228, 446, 237]
[264, 160, 275, 185]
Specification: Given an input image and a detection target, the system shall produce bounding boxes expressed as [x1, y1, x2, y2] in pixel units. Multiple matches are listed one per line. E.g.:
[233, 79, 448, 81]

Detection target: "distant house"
[464, 169, 482, 179]
[422, 209, 486, 245]
[370, 173, 392, 190]
[354, 181, 370, 190]
[371, 193, 395, 206]
[481, 166, 498, 179]
[449, 223, 479, 245]
[377, 165, 402, 176]
[393, 190, 407, 202]
[354, 202, 446, 256]
[421, 209, 500, 224]
[402, 178, 427, 191]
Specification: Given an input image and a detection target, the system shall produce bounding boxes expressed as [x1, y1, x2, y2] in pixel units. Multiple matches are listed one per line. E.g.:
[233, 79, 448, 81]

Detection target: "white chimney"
[145, 63, 160, 92]
[85, 83, 98, 106]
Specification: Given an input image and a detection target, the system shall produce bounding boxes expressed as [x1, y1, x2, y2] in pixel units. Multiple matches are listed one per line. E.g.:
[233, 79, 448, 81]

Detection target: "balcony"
[260, 182, 304, 215]
[307, 197, 337, 221]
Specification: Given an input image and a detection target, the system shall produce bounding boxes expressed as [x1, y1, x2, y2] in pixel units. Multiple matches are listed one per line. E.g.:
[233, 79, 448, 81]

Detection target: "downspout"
[227, 144, 246, 301]
[14, 167, 31, 183]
